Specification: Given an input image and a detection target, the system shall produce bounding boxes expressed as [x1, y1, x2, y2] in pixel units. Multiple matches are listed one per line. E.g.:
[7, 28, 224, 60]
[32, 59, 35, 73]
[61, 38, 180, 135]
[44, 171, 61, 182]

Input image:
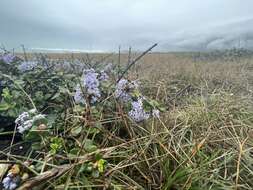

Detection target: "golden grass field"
[23, 51, 253, 93]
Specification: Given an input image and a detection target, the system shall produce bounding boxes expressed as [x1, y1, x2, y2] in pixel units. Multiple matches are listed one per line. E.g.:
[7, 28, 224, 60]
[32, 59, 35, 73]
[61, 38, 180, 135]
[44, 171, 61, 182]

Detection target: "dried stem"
[117, 43, 157, 83]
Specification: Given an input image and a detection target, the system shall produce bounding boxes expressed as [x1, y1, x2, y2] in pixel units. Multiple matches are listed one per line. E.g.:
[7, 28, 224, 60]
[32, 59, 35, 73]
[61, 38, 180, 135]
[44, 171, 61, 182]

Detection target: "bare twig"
[21, 45, 28, 62]
[118, 45, 121, 77]
[17, 164, 73, 190]
[235, 137, 248, 189]
[167, 84, 191, 105]
[117, 43, 157, 83]
[127, 46, 132, 66]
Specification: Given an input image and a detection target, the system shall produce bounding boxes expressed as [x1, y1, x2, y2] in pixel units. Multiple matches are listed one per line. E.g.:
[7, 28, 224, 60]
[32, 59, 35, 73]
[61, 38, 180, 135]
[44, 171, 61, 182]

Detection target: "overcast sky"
[1, 0, 253, 52]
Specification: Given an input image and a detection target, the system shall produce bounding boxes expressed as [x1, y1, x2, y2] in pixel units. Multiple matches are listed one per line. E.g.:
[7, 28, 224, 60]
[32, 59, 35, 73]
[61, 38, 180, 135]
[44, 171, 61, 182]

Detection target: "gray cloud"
[0, 0, 253, 51]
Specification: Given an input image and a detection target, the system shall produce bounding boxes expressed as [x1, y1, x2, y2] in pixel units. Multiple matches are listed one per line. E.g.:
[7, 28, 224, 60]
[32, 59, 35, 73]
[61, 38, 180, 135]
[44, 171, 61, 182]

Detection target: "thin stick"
[8, 124, 18, 160]
[21, 44, 28, 62]
[127, 46, 132, 78]
[118, 45, 121, 77]
[117, 43, 157, 83]
[167, 84, 191, 104]
[127, 46, 132, 66]
[235, 137, 248, 189]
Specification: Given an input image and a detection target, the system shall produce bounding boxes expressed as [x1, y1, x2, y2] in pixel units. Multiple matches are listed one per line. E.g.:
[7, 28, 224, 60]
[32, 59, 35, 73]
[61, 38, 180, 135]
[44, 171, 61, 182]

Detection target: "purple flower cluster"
[74, 69, 109, 104]
[104, 63, 113, 72]
[15, 111, 32, 134]
[2, 174, 20, 190]
[15, 109, 44, 134]
[98, 70, 109, 81]
[128, 98, 150, 122]
[74, 85, 86, 104]
[114, 79, 160, 122]
[82, 69, 101, 103]
[18, 61, 37, 72]
[1, 53, 15, 64]
[128, 98, 160, 122]
[115, 79, 138, 102]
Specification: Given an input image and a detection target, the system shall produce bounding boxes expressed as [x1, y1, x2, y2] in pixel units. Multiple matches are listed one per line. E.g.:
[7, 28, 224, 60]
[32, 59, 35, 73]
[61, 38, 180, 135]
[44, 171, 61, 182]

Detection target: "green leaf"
[2, 88, 11, 99]
[35, 91, 44, 101]
[59, 87, 69, 94]
[158, 106, 166, 112]
[69, 148, 80, 155]
[51, 93, 60, 100]
[33, 115, 47, 126]
[131, 89, 141, 98]
[95, 153, 103, 161]
[79, 163, 93, 173]
[49, 137, 64, 154]
[97, 159, 106, 173]
[24, 131, 41, 142]
[32, 142, 41, 150]
[67, 149, 81, 159]
[15, 80, 24, 86]
[46, 114, 57, 127]
[71, 126, 82, 136]
[149, 99, 160, 107]
[84, 139, 97, 153]
[0, 103, 10, 111]
[88, 122, 101, 135]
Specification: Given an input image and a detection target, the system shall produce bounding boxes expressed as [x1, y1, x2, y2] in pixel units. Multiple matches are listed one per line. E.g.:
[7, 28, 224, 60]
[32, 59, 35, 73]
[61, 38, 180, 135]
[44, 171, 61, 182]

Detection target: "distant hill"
[161, 18, 253, 51]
